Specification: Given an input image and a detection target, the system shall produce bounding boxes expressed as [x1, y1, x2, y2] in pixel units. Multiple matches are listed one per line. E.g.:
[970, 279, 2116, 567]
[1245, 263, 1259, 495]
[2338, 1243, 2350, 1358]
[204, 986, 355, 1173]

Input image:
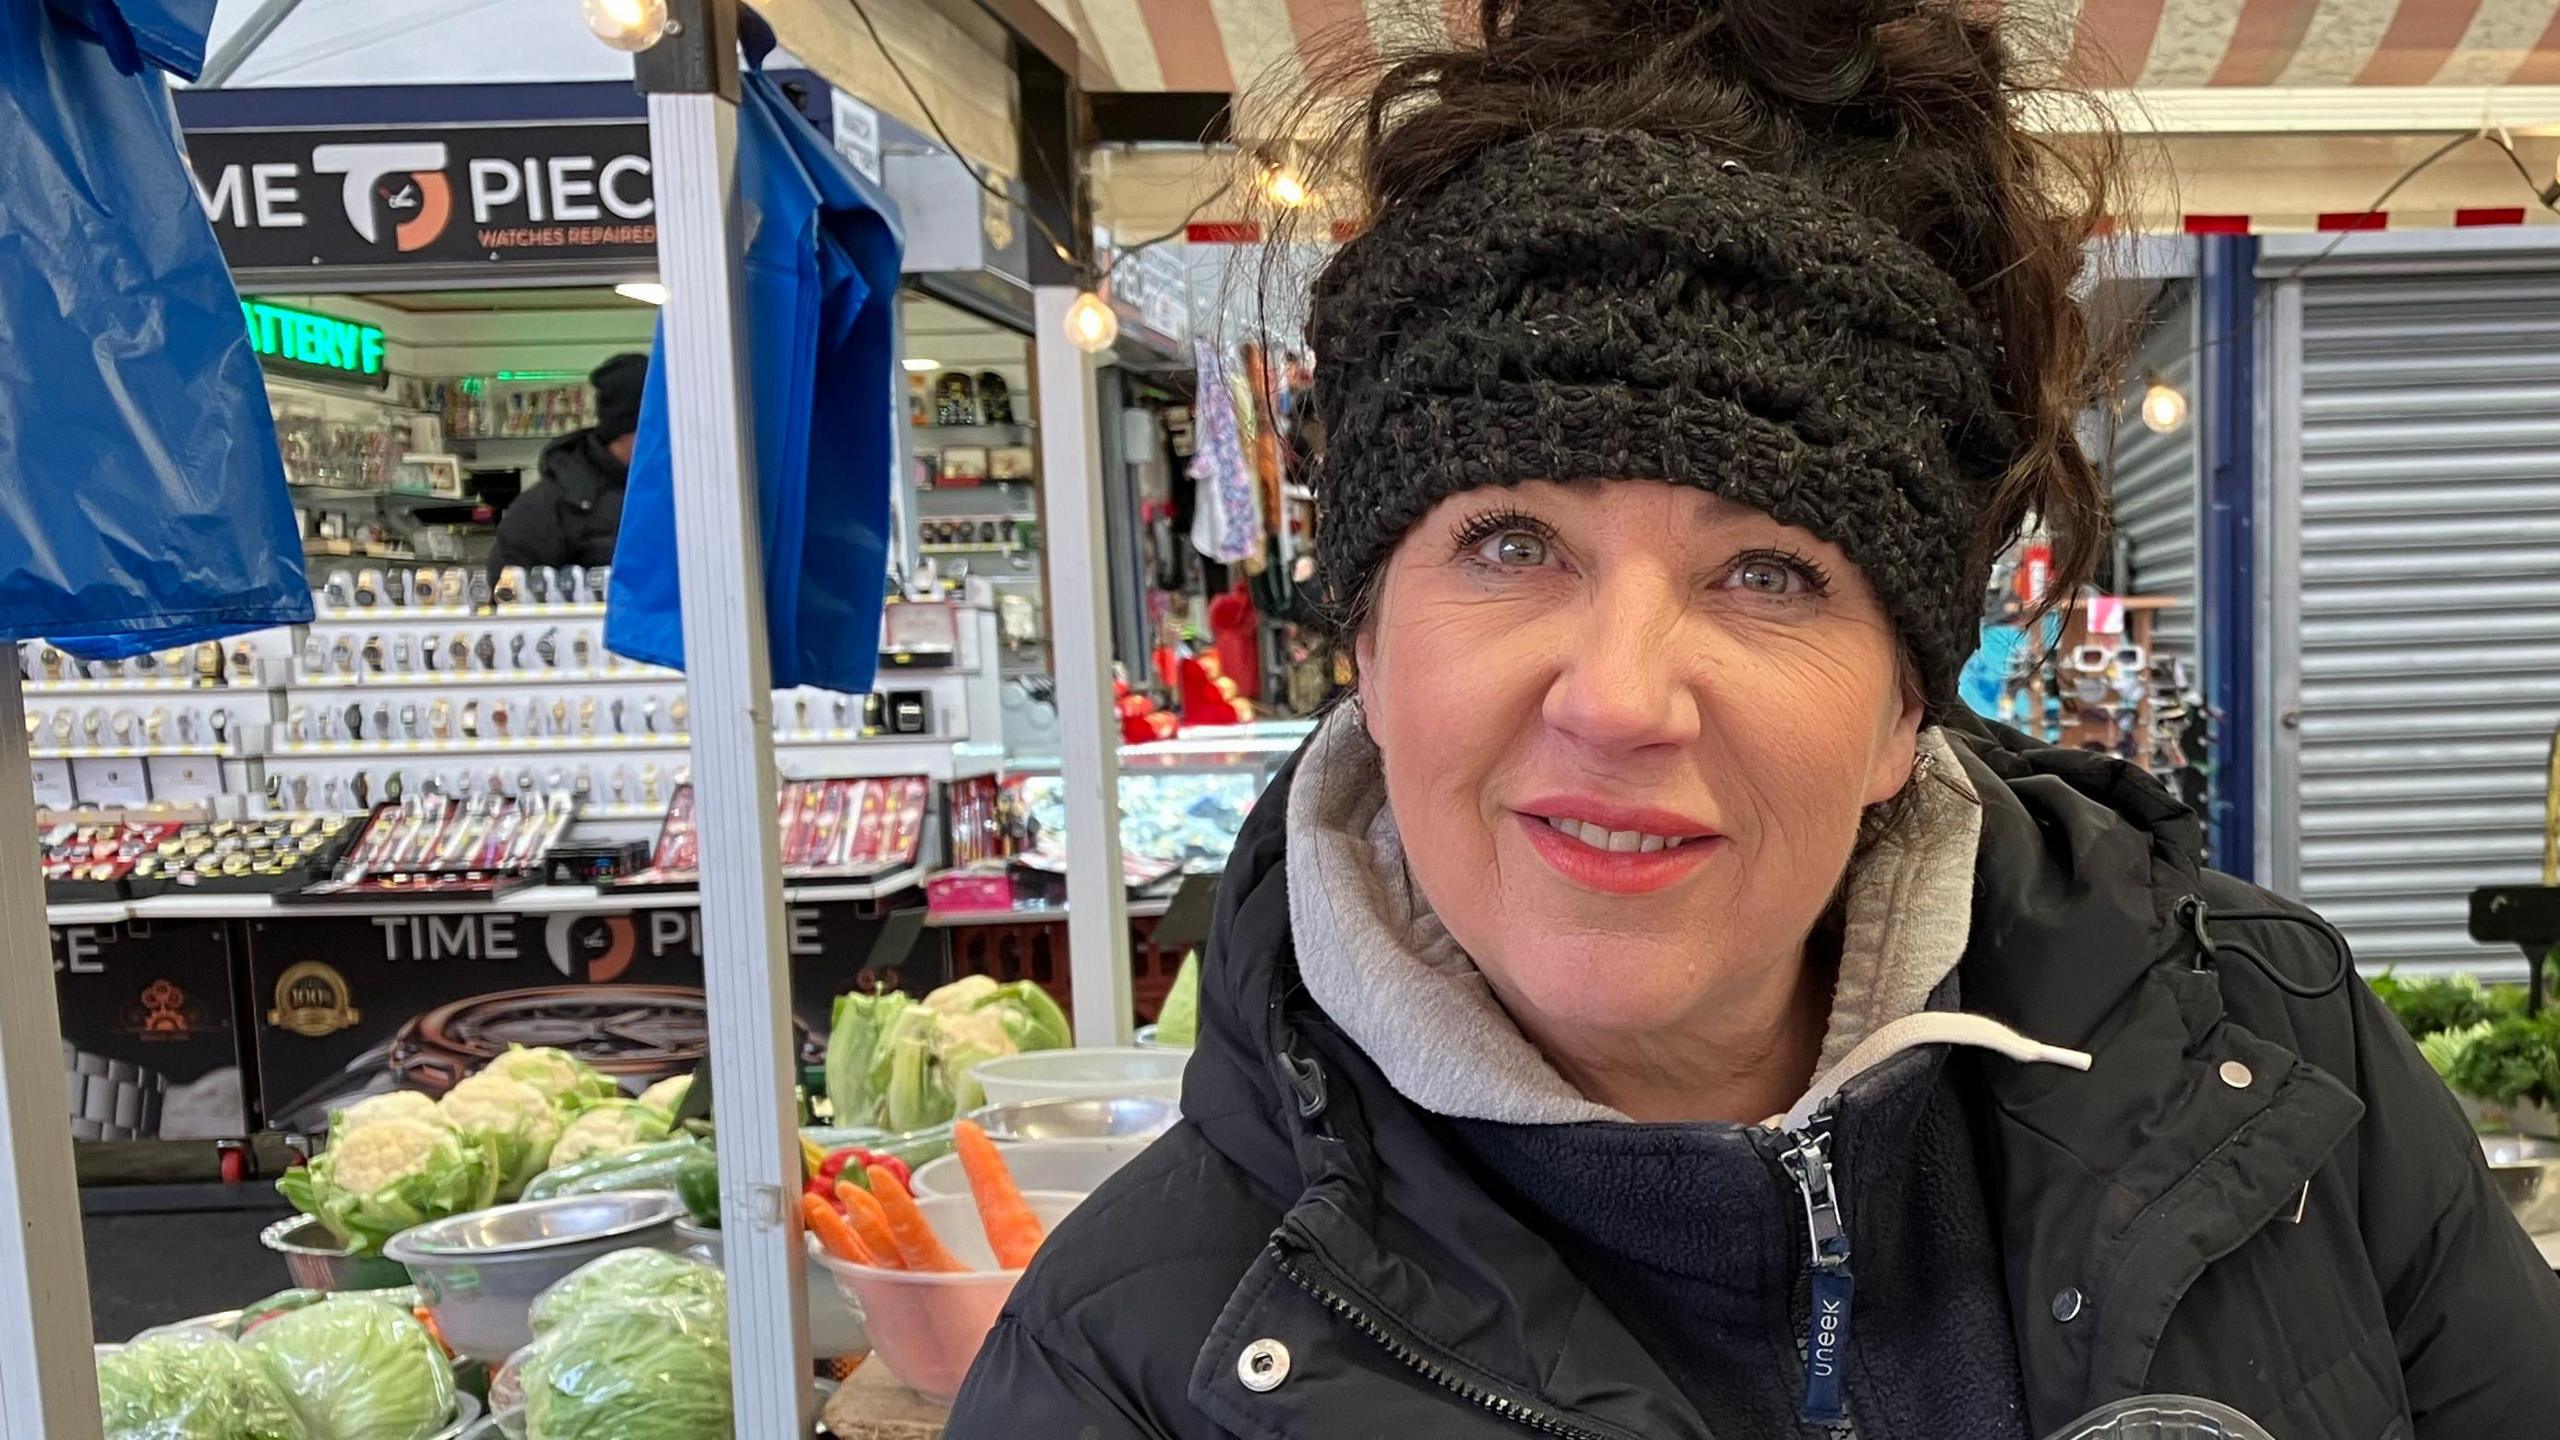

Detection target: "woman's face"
[1356, 480, 1923, 1044]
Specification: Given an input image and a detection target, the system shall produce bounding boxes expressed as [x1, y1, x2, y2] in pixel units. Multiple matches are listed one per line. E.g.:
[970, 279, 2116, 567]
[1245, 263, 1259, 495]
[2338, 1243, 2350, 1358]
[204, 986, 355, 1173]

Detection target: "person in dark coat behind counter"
[488, 351, 646, 574]
[941, 2, 2560, 1438]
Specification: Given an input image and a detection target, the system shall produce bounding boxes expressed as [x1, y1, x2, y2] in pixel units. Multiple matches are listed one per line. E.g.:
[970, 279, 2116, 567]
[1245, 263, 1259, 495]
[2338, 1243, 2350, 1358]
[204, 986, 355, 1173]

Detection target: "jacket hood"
[1280, 708, 2076, 1127]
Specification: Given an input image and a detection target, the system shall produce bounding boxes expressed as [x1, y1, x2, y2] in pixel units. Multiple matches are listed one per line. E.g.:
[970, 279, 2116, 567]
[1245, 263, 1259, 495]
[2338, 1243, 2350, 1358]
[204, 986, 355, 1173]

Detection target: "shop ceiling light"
[2139, 376, 2189, 434]
[614, 282, 669, 306]
[1063, 291, 1120, 353]
[585, 0, 669, 53]
[902, 357, 941, 373]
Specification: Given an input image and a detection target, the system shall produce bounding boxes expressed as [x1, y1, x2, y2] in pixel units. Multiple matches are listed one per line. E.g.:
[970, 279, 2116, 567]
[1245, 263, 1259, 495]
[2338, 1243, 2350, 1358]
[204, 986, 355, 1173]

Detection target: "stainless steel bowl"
[259, 1216, 411, 1292]
[2482, 1134, 2560, 1235]
[385, 1193, 689, 1363]
[968, 1094, 1179, 1143]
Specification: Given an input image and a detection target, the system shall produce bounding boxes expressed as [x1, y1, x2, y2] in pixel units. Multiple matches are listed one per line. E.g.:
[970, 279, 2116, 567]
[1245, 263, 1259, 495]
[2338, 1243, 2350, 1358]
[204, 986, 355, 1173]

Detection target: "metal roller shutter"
[2271, 259, 2560, 978]
[2108, 288, 2201, 661]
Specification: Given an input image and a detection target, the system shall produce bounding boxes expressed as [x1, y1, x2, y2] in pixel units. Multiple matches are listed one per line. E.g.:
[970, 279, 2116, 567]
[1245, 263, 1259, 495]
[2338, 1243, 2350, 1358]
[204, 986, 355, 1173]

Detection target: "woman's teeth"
[1543, 816, 1693, 853]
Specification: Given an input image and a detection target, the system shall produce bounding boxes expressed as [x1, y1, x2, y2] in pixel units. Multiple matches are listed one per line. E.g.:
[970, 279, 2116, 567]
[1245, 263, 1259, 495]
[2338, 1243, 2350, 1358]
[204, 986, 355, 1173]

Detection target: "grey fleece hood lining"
[1287, 709, 2083, 1127]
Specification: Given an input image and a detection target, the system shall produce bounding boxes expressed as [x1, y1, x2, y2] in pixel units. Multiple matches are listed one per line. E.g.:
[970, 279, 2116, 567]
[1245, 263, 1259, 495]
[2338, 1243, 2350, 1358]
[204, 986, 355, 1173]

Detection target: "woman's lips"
[1514, 811, 1724, 895]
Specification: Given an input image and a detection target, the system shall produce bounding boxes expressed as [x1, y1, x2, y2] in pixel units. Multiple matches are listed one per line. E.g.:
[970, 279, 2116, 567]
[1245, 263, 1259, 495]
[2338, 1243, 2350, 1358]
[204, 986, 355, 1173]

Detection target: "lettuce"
[518, 1257, 729, 1440]
[1155, 952, 1201, 1048]
[97, 1329, 308, 1440]
[528, 1250, 725, 1339]
[241, 1296, 456, 1440]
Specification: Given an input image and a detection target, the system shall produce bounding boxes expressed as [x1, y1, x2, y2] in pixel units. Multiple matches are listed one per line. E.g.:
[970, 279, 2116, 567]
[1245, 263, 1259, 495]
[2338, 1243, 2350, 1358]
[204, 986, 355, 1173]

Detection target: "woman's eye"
[1730, 559, 1805, 595]
[1479, 530, 1549, 567]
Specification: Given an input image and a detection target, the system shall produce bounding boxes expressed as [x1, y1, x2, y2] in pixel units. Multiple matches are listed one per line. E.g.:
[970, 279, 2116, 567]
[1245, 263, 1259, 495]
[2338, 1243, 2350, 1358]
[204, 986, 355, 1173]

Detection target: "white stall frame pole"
[644, 86, 812, 1433]
[1035, 287, 1133, 1046]
[0, 665, 105, 1440]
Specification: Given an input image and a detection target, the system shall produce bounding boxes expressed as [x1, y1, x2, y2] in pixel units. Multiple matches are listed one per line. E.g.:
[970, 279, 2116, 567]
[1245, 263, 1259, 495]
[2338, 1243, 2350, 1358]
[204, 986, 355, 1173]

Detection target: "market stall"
[6, 0, 1182, 1432]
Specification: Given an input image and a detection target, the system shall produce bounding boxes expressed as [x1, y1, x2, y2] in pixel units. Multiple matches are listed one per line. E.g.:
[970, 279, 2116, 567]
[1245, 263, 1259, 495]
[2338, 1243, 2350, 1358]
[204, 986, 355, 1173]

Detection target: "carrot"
[413, 1307, 451, 1359]
[866, 1163, 966, 1272]
[802, 1191, 878, 1266]
[953, 1119, 1047, 1269]
[836, 1179, 905, 1270]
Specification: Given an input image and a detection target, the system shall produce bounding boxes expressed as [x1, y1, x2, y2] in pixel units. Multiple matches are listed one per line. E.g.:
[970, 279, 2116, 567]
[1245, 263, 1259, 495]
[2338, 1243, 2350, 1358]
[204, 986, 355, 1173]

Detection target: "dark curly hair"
[1263, 0, 2120, 636]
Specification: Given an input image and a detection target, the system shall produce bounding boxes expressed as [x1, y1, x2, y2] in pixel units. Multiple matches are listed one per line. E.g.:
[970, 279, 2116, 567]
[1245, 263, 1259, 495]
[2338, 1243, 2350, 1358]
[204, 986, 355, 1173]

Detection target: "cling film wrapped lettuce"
[528, 1250, 726, 1339]
[514, 1254, 730, 1440]
[96, 1329, 310, 1440]
[826, 979, 1072, 1130]
[240, 1295, 456, 1440]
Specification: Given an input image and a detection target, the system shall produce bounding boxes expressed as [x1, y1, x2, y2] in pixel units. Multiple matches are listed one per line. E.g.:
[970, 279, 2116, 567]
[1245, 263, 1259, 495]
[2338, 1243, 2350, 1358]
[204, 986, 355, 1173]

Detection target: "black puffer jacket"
[946, 723, 2560, 1440]
[489, 429, 627, 573]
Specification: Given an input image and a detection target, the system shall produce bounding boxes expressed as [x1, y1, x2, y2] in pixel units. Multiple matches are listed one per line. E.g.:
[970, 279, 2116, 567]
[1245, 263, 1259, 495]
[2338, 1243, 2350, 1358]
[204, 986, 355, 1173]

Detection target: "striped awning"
[1061, 0, 2560, 95]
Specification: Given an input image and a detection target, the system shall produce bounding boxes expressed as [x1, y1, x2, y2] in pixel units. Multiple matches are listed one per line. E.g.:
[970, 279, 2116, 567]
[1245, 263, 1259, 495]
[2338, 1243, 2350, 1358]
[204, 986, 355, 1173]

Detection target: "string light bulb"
[584, 0, 669, 52]
[2139, 376, 2189, 434]
[1063, 291, 1120, 353]
[1261, 164, 1315, 210]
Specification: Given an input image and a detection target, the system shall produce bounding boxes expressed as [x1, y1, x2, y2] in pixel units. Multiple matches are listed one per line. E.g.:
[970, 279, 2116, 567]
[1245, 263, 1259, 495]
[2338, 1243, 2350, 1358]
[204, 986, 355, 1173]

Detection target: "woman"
[946, 2, 2560, 1436]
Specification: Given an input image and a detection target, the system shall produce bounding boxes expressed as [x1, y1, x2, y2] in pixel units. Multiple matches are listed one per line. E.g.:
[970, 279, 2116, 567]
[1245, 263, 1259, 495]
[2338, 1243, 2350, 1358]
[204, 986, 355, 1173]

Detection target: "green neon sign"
[240, 298, 388, 389]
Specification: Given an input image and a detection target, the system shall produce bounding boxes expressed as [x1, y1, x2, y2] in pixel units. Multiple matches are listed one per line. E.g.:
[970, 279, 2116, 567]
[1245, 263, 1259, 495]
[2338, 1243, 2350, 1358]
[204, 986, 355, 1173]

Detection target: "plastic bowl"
[810, 1190, 1087, 1403]
[1133, 1024, 1192, 1053]
[969, 1048, 1186, 1107]
[911, 1137, 1147, 1201]
[968, 1095, 1178, 1144]
[675, 1220, 869, 1360]
[385, 1192, 688, 1363]
[259, 1216, 412, 1293]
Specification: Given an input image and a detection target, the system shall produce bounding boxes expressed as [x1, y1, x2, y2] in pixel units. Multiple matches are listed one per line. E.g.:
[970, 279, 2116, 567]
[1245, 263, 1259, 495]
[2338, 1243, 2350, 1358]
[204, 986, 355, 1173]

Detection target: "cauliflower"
[546, 1101, 672, 1172]
[636, 1074, 692, 1121]
[440, 1073, 564, 1199]
[921, 975, 1001, 1017]
[935, 1008, 1019, 1116]
[332, 1090, 448, 1137]
[277, 1117, 498, 1253]
[483, 1046, 618, 1108]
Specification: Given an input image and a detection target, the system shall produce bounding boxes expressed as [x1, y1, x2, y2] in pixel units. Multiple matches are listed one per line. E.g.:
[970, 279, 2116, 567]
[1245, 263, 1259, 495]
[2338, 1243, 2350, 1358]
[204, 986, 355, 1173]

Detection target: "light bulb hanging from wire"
[2139, 375, 2189, 434]
[1261, 164, 1315, 210]
[1063, 291, 1120, 353]
[585, 0, 669, 53]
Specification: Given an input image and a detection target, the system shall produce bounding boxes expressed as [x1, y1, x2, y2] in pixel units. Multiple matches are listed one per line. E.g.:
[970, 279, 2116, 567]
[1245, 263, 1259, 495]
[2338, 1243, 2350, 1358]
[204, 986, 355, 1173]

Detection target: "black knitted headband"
[1309, 128, 2018, 706]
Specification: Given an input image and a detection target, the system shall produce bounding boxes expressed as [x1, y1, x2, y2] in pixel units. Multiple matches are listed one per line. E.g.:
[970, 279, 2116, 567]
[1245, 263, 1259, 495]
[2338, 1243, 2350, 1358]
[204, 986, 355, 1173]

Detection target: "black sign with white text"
[244, 898, 945, 1134]
[185, 124, 657, 271]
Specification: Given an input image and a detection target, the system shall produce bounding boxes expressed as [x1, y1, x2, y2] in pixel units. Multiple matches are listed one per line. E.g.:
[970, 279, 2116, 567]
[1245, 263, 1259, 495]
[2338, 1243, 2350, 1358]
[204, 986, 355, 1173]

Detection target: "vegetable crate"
[941, 914, 1189, 1023]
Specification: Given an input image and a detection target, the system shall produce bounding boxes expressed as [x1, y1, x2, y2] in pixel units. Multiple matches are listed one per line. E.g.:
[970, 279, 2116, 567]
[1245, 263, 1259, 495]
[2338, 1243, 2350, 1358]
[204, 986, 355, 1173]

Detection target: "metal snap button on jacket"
[2219, 1060, 2254, 1090]
[2051, 1288, 2085, 1323]
[1238, 1338, 1291, 1392]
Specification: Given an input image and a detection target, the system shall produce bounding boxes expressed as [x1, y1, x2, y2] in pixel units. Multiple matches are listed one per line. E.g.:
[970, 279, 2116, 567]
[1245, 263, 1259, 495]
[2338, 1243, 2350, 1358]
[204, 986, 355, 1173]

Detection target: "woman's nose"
[1539, 580, 1699, 754]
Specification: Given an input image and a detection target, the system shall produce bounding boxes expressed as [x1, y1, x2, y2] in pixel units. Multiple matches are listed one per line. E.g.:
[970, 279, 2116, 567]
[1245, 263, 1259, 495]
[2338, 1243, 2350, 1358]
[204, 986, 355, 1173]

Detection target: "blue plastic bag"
[0, 0, 312, 655]
[606, 63, 902, 694]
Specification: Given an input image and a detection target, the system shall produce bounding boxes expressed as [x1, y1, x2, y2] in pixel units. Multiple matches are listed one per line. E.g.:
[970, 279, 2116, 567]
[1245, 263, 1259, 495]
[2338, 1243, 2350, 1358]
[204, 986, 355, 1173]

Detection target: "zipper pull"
[1783, 1125, 1855, 1428]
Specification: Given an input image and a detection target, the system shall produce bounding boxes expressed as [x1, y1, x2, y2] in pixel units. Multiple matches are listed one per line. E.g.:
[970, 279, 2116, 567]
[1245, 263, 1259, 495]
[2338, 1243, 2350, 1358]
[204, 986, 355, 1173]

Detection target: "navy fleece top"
[1448, 1045, 2033, 1440]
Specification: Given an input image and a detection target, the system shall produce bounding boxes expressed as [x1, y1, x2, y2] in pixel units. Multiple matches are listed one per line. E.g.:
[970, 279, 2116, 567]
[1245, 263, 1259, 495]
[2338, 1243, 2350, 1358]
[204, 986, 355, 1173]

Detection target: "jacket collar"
[1181, 718, 2364, 1440]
